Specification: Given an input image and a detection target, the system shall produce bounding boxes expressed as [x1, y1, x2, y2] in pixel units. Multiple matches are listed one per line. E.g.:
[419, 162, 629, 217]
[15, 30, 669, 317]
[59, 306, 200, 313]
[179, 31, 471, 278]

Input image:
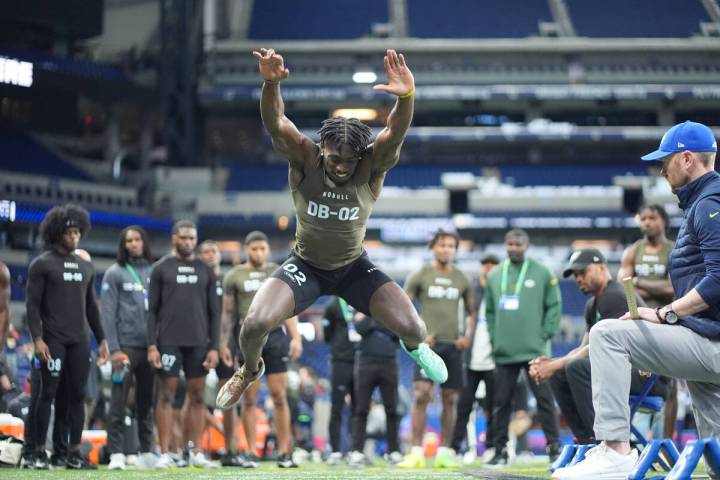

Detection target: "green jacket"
[485, 257, 562, 364]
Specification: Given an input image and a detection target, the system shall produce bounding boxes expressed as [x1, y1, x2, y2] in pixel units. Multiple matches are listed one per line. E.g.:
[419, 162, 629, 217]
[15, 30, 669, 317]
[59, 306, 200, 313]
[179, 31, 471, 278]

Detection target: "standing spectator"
[451, 254, 500, 462]
[147, 220, 220, 468]
[102, 226, 156, 470]
[484, 229, 561, 466]
[198, 239, 245, 467]
[347, 313, 401, 467]
[553, 121, 720, 479]
[322, 296, 359, 464]
[23, 205, 108, 469]
[220, 231, 303, 468]
[529, 248, 669, 444]
[399, 230, 476, 469]
[618, 204, 678, 440]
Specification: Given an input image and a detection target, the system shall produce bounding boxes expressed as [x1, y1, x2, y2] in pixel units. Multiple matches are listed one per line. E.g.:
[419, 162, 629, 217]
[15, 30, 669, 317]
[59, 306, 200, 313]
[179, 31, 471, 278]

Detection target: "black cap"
[244, 230, 269, 245]
[481, 254, 501, 265]
[562, 248, 606, 278]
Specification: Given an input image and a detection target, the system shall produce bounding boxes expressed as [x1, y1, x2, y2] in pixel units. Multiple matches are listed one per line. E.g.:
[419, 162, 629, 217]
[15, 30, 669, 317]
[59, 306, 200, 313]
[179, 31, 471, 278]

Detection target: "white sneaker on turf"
[385, 451, 404, 465]
[155, 453, 175, 469]
[108, 453, 126, 470]
[480, 447, 495, 463]
[551, 442, 638, 480]
[347, 450, 367, 468]
[326, 451, 344, 465]
[136, 452, 158, 469]
[462, 450, 477, 465]
[189, 451, 220, 468]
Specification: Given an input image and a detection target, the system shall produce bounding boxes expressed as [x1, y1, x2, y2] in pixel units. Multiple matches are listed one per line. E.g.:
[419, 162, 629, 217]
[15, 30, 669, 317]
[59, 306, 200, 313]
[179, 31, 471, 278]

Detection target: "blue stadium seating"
[223, 163, 650, 190]
[408, 0, 552, 38]
[567, 0, 709, 38]
[0, 129, 91, 180]
[248, 0, 388, 40]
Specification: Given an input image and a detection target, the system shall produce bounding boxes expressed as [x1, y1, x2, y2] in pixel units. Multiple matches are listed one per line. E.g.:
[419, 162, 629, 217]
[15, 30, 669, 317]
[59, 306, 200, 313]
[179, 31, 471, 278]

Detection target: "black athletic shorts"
[238, 327, 290, 375]
[413, 342, 465, 389]
[215, 336, 240, 380]
[157, 345, 208, 379]
[271, 251, 394, 316]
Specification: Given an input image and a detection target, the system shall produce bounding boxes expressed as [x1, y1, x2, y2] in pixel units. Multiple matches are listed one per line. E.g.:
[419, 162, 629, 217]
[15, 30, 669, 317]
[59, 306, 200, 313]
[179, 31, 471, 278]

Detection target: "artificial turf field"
[0, 460, 709, 480]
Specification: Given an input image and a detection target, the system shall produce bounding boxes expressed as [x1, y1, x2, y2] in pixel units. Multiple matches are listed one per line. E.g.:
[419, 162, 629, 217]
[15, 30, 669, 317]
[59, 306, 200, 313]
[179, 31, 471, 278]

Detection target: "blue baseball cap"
[641, 121, 717, 161]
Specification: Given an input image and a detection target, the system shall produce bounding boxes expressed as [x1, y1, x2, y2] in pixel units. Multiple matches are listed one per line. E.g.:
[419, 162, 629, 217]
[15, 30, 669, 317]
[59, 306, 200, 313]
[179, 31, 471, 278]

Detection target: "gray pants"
[589, 319, 720, 441]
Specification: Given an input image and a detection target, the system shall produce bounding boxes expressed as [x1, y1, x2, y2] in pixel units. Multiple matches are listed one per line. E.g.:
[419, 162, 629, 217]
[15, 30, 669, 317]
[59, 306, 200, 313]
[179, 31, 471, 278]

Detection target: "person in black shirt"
[147, 220, 219, 468]
[322, 297, 359, 464]
[24, 204, 108, 469]
[347, 313, 401, 467]
[529, 248, 669, 443]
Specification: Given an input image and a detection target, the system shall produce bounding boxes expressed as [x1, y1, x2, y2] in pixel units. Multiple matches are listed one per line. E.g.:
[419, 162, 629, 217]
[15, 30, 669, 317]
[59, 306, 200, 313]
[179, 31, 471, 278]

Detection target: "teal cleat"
[401, 341, 448, 384]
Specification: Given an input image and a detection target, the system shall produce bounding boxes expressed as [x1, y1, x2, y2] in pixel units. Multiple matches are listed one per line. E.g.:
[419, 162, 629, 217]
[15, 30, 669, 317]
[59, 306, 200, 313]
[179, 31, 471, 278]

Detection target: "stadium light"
[331, 108, 378, 121]
[352, 70, 377, 84]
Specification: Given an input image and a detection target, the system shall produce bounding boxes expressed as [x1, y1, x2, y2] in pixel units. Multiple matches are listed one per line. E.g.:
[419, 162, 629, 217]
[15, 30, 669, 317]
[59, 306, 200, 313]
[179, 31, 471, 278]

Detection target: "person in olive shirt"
[24, 204, 108, 469]
[484, 229, 561, 467]
[147, 220, 219, 468]
[618, 205, 674, 309]
[217, 48, 446, 415]
[529, 248, 669, 444]
[400, 230, 476, 469]
[220, 230, 302, 468]
[618, 204, 678, 440]
[322, 296, 360, 464]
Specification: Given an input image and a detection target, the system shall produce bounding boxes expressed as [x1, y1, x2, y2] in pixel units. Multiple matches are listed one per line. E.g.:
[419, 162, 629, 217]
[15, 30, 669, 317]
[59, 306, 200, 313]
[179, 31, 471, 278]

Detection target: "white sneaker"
[551, 442, 638, 480]
[462, 450, 477, 465]
[189, 451, 220, 468]
[481, 447, 495, 463]
[155, 453, 175, 469]
[136, 452, 157, 469]
[108, 453, 126, 470]
[385, 451, 404, 465]
[347, 450, 367, 468]
[326, 452, 344, 465]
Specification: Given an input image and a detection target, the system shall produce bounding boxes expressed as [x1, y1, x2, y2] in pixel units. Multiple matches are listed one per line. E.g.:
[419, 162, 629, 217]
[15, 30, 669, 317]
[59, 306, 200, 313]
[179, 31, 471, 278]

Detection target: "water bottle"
[112, 356, 130, 384]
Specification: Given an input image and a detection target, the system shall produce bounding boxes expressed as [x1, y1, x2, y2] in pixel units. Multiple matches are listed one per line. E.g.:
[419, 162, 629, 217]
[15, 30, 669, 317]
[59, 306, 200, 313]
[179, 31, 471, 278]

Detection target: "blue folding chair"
[629, 374, 665, 448]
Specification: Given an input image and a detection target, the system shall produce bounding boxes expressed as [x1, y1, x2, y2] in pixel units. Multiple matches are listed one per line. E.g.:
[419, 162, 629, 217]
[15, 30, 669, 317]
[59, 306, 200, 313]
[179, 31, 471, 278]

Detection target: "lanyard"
[500, 259, 529, 296]
[125, 264, 148, 291]
[338, 298, 353, 324]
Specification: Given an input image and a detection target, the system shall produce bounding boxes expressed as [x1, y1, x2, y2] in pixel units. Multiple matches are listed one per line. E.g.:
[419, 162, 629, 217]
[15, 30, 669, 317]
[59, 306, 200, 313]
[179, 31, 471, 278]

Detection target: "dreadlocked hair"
[318, 117, 373, 153]
[40, 204, 91, 250]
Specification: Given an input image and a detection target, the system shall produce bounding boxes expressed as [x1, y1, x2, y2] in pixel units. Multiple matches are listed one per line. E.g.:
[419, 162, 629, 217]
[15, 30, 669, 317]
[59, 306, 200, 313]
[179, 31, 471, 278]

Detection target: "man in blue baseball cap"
[553, 121, 720, 480]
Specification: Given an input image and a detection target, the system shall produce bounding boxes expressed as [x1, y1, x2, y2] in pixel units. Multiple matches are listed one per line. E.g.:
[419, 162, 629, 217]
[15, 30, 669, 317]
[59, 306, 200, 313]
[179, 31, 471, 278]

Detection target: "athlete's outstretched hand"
[147, 345, 162, 370]
[97, 340, 109, 365]
[252, 48, 290, 83]
[34, 337, 51, 362]
[204, 349, 219, 369]
[373, 49, 415, 98]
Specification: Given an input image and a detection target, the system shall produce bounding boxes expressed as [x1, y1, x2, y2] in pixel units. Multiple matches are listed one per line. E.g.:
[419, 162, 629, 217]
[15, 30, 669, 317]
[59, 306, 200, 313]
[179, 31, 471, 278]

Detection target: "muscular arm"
[462, 285, 478, 342]
[370, 95, 414, 174]
[0, 263, 9, 356]
[254, 48, 316, 171]
[260, 82, 317, 167]
[370, 50, 415, 175]
[26, 260, 46, 341]
[207, 270, 220, 351]
[284, 316, 301, 341]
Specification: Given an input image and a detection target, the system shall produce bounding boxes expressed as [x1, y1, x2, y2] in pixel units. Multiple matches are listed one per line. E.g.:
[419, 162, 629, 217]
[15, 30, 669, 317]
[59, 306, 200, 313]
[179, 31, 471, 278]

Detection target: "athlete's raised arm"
[253, 48, 317, 170]
[370, 49, 415, 174]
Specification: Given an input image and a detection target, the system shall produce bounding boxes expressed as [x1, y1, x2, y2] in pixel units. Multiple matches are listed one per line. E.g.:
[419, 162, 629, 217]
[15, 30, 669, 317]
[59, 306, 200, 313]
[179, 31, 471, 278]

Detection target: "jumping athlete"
[217, 48, 446, 415]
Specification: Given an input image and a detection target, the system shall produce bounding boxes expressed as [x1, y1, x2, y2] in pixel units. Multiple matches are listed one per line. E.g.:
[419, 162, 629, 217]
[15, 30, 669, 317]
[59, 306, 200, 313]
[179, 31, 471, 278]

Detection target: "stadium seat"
[629, 374, 665, 448]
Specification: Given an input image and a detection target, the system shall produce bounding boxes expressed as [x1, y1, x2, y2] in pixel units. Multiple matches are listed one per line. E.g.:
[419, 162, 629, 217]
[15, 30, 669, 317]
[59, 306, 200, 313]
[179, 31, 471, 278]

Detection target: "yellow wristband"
[399, 88, 414, 99]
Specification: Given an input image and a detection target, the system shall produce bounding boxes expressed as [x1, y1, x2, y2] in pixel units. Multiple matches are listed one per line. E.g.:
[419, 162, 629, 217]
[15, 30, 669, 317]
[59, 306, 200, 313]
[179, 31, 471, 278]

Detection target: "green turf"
[0, 459, 707, 479]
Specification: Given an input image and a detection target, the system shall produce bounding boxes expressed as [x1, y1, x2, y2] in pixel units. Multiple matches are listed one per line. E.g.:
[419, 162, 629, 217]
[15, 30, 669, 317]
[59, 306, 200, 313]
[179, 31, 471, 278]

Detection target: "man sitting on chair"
[529, 248, 669, 445]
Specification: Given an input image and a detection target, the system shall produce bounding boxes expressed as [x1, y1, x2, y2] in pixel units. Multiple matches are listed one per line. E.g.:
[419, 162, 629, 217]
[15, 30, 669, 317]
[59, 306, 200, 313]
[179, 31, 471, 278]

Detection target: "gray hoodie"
[100, 259, 152, 352]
